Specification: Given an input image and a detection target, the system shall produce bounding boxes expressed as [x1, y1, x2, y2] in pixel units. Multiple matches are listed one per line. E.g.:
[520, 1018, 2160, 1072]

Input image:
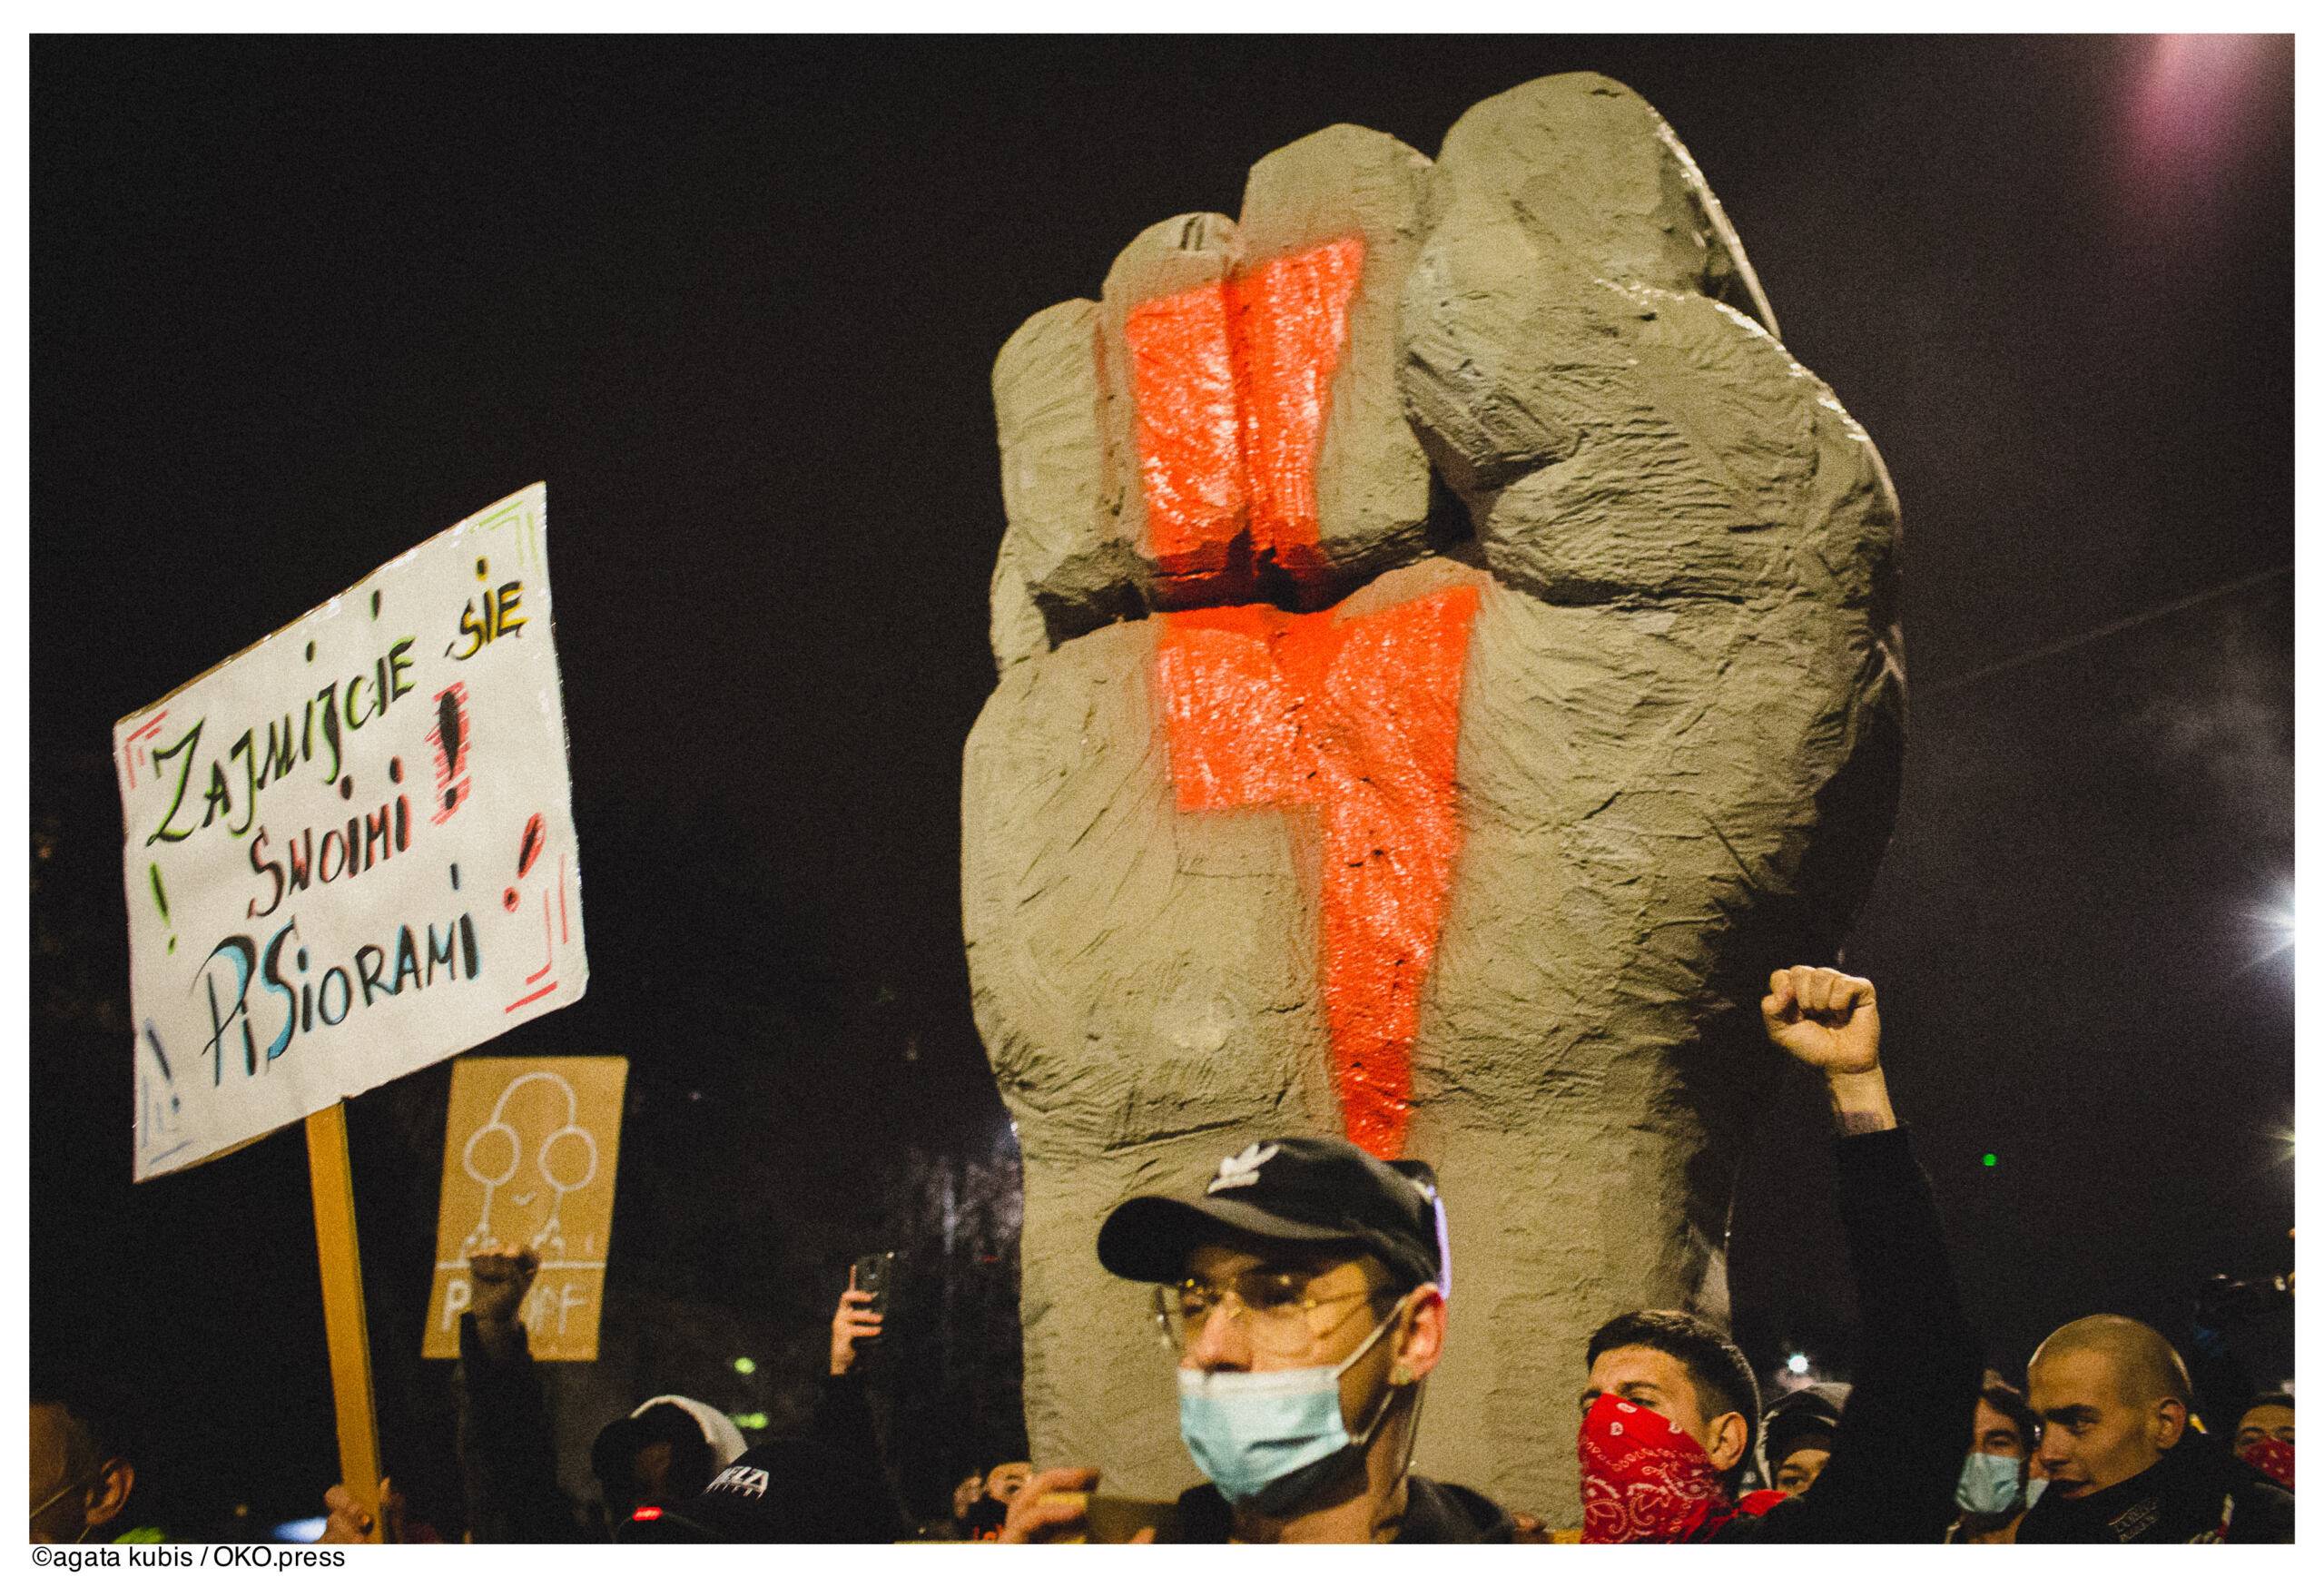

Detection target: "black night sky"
[28, 34, 2293, 1534]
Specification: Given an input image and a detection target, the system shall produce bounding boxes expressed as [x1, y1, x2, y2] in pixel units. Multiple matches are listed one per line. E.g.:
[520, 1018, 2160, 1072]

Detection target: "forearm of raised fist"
[1821, 1065, 1896, 1135]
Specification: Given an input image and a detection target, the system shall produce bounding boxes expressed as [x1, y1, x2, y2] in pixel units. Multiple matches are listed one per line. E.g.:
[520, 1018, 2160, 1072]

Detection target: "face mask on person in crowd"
[1175, 1297, 1407, 1508]
[2239, 1437, 2294, 1493]
[2022, 1475, 2049, 1508]
[1578, 1392, 1733, 1543]
[1955, 1451, 2025, 1516]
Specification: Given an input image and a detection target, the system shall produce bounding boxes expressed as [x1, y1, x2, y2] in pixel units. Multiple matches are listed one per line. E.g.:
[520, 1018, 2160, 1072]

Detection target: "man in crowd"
[1762, 1382, 1850, 1495]
[591, 1395, 747, 1522]
[28, 1392, 138, 1544]
[2232, 1393, 2293, 1493]
[1578, 966, 1983, 1542]
[1579, 1306, 1783, 1535]
[1002, 1135, 1510, 1543]
[1945, 1375, 2039, 1543]
[615, 1434, 907, 1543]
[2017, 1309, 2287, 1551]
[2016, 1314, 2292, 1542]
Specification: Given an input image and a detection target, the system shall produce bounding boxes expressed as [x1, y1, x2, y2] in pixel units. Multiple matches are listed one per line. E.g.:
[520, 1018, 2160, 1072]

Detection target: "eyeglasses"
[1151, 1270, 1384, 1359]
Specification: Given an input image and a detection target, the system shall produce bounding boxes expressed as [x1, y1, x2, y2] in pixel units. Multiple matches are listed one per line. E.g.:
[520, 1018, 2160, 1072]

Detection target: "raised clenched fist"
[962, 74, 1903, 1516]
[1761, 966, 1882, 1077]
[468, 1243, 541, 1328]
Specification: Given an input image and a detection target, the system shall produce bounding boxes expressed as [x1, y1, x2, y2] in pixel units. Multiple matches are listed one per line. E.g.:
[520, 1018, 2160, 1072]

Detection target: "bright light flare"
[1787, 1352, 1810, 1375]
[2246, 882, 2296, 971]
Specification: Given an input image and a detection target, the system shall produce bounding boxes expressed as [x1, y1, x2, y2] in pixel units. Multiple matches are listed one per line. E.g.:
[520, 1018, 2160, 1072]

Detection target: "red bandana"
[1580, 1393, 1748, 1543]
[2239, 1437, 2294, 1493]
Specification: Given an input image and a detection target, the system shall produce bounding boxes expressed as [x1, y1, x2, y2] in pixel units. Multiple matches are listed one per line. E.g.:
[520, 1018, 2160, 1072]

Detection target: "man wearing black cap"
[613, 1436, 908, 1543]
[1763, 1382, 1849, 1495]
[1001, 1135, 1512, 1543]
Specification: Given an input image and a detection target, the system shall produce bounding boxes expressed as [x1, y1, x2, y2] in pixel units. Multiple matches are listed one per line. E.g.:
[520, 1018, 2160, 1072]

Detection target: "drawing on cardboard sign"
[457, 1069, 598, 1260]
[425, 1055, 626, 1362]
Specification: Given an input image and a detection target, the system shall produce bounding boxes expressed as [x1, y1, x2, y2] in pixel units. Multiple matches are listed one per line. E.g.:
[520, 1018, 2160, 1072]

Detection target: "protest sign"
[424, 1055, 626, 1361]
[115, 483, 588, 1181]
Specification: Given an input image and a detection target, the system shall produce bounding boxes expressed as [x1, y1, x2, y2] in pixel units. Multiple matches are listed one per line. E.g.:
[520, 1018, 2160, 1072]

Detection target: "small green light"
[732, 1356, 756, 1375]
[1982, 1153, 1998, 1168]
[736, 1412, 769, 1430]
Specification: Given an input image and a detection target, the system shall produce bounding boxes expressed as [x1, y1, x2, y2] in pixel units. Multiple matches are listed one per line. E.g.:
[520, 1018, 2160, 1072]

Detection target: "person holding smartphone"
[832, 1259, 886, 1378]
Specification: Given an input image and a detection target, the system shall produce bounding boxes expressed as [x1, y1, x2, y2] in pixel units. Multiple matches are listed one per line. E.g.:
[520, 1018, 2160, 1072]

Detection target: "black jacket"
[455, 1313, 585, 1542]
[811, 1369, 881, 1472]
[1172, 1474, 1513, 1543]
[809, 1369, 914, 1539]
[2015, 1435, 2294, 1543]
[1708, 1127, 1984, 1543]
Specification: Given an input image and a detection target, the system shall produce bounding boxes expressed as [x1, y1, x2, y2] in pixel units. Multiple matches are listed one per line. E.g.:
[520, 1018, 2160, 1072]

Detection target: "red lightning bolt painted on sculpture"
[1128, 238, 1480, 1159]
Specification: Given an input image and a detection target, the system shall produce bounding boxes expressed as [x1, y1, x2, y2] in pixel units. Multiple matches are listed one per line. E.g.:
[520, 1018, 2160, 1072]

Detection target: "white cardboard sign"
[115, 484, 588, 1180]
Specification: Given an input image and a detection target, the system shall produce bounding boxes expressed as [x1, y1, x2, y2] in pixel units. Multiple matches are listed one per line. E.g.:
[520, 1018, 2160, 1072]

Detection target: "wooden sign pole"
[305, 1101, 384, 1542]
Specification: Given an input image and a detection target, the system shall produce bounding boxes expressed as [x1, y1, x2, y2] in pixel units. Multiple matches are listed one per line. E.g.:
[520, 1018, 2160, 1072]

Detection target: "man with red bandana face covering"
[2233, 1394, 2293, 1493]
[1576, 967, 1982, 1542]
[1579, 1387, 1788, 1541]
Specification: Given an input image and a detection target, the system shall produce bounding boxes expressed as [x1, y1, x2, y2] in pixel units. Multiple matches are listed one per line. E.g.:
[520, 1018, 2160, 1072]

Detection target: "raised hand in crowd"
[1761, 965, 1894, 1131]
[468, 1243, 542, 1363]
[996, 1466, 1156, 1543]
[830, 1268, 883, 1377]
[319, 1477, 406, 1544]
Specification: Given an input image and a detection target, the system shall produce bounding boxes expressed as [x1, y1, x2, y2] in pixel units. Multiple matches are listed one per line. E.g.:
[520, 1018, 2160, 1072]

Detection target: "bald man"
[2014, 1315, 2291, 1543]
[28, 1398, 135, 1544]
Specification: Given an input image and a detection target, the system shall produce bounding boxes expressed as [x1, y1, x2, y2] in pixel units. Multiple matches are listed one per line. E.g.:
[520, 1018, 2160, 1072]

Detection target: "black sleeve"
[2223, 1475, 2297, 1544]
[810, 1368, 881, 1464]
[1740, 1126, 1984, 1543]
[456, 1313, 583, 1543]
[811, 1369, 909, 1542]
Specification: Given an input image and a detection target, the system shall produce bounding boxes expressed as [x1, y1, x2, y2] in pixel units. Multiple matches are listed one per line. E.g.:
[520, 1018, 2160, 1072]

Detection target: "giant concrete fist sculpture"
[961, 73, 1903, 1517]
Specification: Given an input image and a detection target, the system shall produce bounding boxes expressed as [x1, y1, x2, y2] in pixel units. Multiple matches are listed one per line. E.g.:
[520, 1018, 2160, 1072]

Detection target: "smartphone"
[852, 1251, 896, 1322]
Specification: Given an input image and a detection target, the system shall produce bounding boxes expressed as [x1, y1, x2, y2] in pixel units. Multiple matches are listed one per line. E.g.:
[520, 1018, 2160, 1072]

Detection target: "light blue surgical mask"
[1955, 1451, 2026, 1516]
[1177, 1300, 1405, 1508]
[2023, 1475, 2049, 1508]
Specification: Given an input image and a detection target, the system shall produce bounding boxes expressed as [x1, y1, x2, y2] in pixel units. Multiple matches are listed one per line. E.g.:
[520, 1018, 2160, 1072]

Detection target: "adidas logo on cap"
[1206, 1141, 1280, 1193]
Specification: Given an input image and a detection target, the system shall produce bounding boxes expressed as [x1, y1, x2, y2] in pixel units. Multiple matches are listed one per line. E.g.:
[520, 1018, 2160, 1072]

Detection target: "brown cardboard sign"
[423, 1055, 626, 1360]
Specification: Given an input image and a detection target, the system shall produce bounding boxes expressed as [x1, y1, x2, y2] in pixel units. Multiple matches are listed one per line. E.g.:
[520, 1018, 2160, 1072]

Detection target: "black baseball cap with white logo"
[1097, 1135, 1447, 1294]
[616, 1438, 903, 1544]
